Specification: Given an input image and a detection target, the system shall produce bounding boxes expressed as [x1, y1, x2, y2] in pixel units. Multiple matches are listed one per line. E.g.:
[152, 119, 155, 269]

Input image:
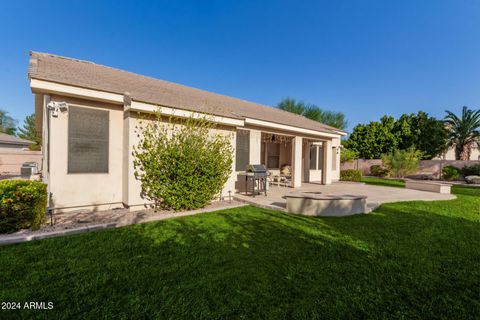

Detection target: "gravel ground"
[2, 200, 245, 239]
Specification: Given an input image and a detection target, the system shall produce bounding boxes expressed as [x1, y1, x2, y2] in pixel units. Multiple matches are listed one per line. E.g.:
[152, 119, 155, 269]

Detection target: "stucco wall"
[48, 96, 124, 211]
[0, 150, 42, 174]
[332, 137, 341, 181]
[341, 158, 480, 178]
[123, 115, 237, 208]
[435, 146, 480, 160]
[45, 95, 341, 211]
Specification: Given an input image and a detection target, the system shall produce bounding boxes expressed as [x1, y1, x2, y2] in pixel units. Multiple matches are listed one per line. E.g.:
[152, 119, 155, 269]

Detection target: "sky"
[0, 0, 479, 132]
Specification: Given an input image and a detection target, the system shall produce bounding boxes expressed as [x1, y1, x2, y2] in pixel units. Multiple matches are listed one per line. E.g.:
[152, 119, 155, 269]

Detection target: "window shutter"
[235, 130, 250, 171]
[68, 106, 109, 173]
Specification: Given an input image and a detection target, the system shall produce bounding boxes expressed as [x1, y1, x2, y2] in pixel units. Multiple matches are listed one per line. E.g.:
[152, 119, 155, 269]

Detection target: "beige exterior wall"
[436, 145, 480, 160]
[249, 129, 262, 164]
[34, 94, 44, 137]
[0, 150, 42, 174]
[48, 96, 124, 212]
[123, 115, 237, 208]
[291, 137, 303, 187]
[322, 140, 333, 184]
[40, 93, 342, 212]
[331, 137, 341, 181]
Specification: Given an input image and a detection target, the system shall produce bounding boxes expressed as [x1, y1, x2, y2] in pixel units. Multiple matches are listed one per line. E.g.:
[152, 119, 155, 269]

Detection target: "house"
[28, 51, 346, 213]
[436, 145, 480, 161]
[0, 133, 33, 151]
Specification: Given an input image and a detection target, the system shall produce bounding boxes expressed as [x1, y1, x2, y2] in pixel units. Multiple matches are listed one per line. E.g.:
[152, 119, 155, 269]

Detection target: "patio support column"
[249, 130, 261, 164]
[291, 136, 303, 188]
[322, 140, 332, 185]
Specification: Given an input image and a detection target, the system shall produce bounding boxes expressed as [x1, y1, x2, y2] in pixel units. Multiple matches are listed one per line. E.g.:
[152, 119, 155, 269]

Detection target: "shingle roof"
[28, 51, 345, 135]
[0, 133, 34, 145]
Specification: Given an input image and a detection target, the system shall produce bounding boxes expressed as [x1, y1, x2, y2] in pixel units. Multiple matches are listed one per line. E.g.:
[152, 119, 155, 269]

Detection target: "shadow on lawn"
[0, 202, 479, 319]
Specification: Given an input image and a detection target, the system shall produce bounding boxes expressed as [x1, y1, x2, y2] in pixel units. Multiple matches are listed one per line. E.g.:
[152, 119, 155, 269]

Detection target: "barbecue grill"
[244, 164, 268, 197]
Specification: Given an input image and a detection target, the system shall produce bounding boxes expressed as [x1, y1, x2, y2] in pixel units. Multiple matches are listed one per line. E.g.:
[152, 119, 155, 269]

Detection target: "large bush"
[344, 111, 448, 159]
[442, 165, 461, 181]
[340, 169, 363, 182]
[382, 148, 422, 178]
[0, 180, 47, 233]
[461, 164, 480, 177]
[370, 165, 389, 177]
[133, 111, 234, 211]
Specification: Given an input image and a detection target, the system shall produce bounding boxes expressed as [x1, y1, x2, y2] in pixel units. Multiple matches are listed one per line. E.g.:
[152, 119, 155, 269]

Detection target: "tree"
[343, 116, 397, 159]
[277, 98, 305, 115]
[0, 109, 17, 135]
[344, 111, 449, 160]
[394, 112, 448, 159]
[317, 110, 348, 130]
[18, 113, 41, 150]
[444, 106, 480, 160]
[133, 109, 234, 211]
[276, 98, 348, 130]
[382, 148, 422, 178]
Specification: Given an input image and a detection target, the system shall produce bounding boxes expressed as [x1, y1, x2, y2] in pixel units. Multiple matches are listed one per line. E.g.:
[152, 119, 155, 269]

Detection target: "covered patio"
[234, 182, 456, 213]
[235, 129, 342, 193]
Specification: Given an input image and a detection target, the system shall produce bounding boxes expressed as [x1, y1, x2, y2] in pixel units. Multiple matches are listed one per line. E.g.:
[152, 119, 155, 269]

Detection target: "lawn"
[1, 186, 479, 319]
[361, 176, 406, 188]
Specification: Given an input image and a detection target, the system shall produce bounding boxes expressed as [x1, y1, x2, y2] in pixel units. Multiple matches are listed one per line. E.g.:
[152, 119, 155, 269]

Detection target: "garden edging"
[0, 202, 247, 246]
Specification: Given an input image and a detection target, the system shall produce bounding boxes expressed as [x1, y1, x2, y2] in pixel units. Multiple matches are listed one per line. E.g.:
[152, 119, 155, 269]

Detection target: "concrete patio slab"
[234, 182, 456, 212]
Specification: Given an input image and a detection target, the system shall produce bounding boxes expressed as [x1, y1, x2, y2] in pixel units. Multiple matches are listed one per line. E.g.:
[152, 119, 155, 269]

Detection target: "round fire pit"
[284, 192, 368, 217]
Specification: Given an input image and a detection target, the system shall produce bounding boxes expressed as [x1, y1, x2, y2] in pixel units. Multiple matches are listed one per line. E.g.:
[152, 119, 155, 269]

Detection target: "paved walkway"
[234, 182, 456, 212]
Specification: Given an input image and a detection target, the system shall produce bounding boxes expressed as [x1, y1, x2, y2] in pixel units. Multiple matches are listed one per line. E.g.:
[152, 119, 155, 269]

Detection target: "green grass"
[361, 176, 406, 188]
[1, 187, 479, 319]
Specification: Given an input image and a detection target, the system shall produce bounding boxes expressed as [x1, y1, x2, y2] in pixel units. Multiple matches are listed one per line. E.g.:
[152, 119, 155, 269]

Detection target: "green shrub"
[133, 110, 234, 211]
[370, 165, 389, 177]
[0, 180, 47, 233]
[461, 164, 480, 176]
[382, 148, 422, 178]
[442, 165, 461, 181]
[340, 169, 363, 182]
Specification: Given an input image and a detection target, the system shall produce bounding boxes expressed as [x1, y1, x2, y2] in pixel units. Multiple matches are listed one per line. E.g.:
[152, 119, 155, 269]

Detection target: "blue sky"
[0, 0, 479, 132]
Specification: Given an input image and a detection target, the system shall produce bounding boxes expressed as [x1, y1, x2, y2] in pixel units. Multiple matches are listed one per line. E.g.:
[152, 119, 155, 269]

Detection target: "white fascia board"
[244, 118, 343, 139]
[128, 101, 245, 127]
[30, 79, 124, 104]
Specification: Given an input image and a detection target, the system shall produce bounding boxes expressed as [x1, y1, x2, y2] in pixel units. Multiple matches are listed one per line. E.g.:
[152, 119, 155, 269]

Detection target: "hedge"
[370, 165, 389, 177]
[442, 165, 461, 181]
[340, 169, 363, 182]
[0, 180, 47, 233]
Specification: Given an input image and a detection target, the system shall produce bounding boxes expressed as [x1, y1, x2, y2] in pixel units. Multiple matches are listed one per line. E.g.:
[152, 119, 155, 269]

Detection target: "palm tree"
[444, 106, 480, 160]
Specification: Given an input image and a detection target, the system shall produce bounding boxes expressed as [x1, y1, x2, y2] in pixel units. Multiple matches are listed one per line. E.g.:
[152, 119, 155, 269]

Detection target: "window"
[309, 146, 317, 170]
[235, 129, 250, 171]
[68, 106, 109, 173]
[267, 143, 280, 169]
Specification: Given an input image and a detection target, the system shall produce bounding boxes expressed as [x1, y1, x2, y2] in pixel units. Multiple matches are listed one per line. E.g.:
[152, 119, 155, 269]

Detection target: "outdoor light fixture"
[47, 101, 68, 117]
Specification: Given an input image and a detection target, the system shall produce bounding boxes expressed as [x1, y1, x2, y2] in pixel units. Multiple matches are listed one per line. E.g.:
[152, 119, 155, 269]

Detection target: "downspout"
[42, 95, 53, 222]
